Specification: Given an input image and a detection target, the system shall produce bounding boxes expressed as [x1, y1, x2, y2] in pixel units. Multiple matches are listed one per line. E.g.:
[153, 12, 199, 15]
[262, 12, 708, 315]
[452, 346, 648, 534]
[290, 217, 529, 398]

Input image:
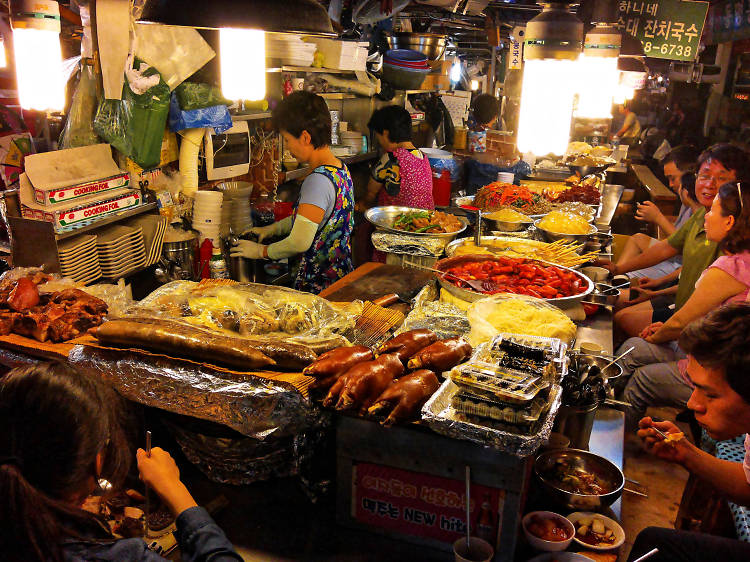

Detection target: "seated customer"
[620, 180, 750, 427]
[358, 105, 433, 211]
[470, 93, 499, 129]
[0, 363, 241, 562]
[602, 143, 749, 337]
[617, 145, 700, 282]
[628, 303, 750, 561]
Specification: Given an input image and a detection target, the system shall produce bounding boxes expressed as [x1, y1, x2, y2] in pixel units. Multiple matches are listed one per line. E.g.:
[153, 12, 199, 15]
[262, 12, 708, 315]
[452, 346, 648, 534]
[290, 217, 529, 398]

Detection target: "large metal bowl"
[445, 236, 551, 258]
[387, 32, 447, 60]
[434, 253, 594, 307]
[534, 448, 625, 511]
[534, 218, 598, 245]
[365, 206, 469, 240]
[483, 214, 533, 232]
[583, 282, 621, 306]
[571, 353, 624, 381]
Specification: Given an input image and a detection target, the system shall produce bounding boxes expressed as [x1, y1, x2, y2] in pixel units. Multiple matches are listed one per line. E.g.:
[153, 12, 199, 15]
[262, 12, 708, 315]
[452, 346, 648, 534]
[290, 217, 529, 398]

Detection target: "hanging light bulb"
[517, 1, 583, 155]
[576, 24, 620, 119]
[10, 0, 64, 111]
[220, 28, 266, 101]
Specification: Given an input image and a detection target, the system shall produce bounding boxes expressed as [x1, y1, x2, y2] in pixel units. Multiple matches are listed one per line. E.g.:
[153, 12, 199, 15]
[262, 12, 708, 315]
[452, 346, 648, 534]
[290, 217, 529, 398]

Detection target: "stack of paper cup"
[216, 181, 254, 236]
[193, 190, 223, 244]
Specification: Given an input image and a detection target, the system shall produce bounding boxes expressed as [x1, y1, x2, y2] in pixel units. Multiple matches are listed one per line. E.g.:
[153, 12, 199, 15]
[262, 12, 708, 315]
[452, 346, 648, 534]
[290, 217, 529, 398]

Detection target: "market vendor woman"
[231, 91, 354, 294]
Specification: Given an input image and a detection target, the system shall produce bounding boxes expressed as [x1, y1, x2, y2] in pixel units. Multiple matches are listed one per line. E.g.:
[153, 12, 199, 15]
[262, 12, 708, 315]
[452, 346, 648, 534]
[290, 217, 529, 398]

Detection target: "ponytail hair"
[0, 363, 131, 561]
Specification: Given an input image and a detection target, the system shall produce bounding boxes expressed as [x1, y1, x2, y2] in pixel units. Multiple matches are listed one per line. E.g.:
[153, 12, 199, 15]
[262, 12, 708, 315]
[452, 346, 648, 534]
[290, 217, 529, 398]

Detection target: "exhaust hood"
[138, 0, 334, 35]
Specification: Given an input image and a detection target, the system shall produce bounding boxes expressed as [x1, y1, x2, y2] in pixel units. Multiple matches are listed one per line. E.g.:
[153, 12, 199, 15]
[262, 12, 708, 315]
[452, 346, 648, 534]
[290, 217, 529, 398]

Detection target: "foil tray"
[421, 379, 562, 457]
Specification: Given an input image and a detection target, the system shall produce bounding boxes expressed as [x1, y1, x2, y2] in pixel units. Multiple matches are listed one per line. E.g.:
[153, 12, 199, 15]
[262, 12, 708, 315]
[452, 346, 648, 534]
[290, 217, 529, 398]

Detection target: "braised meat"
[7, 278, 40, 312]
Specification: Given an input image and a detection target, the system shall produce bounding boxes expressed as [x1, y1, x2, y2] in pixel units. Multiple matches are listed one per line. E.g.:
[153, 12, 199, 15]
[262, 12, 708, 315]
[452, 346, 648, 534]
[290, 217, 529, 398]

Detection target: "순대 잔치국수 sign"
[618, 0, 709, 61]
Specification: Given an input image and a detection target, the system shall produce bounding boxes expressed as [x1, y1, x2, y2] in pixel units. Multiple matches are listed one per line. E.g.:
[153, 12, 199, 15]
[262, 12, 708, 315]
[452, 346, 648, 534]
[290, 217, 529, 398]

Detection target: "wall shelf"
[283, 151, 378, 181]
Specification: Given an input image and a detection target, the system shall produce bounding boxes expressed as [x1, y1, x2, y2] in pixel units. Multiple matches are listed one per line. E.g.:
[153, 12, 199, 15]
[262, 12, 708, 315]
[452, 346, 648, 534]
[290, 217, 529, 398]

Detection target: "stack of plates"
[266, 34, 317, 67]
[57, 235, 101, 284]
[96, 225, 146, 278]
[124, 214, 168, 267]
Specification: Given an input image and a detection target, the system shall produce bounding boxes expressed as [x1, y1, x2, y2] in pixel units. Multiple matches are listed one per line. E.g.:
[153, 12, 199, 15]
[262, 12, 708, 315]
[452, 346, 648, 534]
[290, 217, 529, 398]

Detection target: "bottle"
[475, 493, 496, 544]
[209, 248, 228, 279]
[612, 135, 620, 149]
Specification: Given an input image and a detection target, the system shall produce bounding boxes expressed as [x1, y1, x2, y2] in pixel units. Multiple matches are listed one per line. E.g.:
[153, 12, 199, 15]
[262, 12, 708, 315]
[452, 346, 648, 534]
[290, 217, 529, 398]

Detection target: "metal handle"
[373, 294, 400, 307]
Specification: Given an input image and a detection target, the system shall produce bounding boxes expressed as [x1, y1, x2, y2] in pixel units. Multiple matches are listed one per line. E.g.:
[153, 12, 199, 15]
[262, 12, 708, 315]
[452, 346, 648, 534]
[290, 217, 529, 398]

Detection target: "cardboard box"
[34, 173, 130, 205]
[19, 173, 142, 232]
[420, 74, 451, 91]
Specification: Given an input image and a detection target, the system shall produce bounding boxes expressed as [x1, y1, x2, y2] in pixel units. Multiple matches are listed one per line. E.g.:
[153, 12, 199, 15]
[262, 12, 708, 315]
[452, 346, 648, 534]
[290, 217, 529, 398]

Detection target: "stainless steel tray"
[421, 379, 563, 456]
[365, 206, 469, 239]
[434, 254, 594, 307]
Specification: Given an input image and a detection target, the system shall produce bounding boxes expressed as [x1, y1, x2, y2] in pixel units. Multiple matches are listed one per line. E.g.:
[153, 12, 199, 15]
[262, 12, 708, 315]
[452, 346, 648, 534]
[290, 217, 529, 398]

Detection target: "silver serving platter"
[434, 253, 594, 307]
[365, 206, 469, 239]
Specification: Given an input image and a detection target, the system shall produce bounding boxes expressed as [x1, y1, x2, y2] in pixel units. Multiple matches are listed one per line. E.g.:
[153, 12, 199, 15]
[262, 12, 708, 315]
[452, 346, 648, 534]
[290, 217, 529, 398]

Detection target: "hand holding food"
[635, 201, 664, 224]
[136, 447, 197, 517]
[376, 329, 438, 363]
[637, 417, 689, 463]
[304, 345, 374, 389]
[637, 277, 659, 290]
[367, 369, 440, 426]
[407, 337, 473, 372]
[323, 353, 405, 414]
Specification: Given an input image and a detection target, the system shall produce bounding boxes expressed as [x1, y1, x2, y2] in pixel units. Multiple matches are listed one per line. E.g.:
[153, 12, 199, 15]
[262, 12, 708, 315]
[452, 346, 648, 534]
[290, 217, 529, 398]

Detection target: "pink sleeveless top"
[707, 252, 750, 303]
[377, 148, 434, 209]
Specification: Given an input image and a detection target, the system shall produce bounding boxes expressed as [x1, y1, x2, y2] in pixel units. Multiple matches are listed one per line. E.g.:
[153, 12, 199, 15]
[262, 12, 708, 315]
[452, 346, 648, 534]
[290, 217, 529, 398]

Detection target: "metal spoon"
[601, 345, 635, 372]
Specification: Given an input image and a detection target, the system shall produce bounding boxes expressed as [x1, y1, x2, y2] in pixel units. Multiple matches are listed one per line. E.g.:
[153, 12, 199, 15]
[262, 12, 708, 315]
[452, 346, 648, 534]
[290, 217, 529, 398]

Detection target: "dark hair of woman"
[0, 363, 131, 562]
[367, 105, 413, 143]
[272, 91, 332, 149]
[717, 181, 750, 254]
[680, 172, 697, 203]
[698, 143, 750, 182]
[680, 302, 750, 403]
[471, 93, 498, 126]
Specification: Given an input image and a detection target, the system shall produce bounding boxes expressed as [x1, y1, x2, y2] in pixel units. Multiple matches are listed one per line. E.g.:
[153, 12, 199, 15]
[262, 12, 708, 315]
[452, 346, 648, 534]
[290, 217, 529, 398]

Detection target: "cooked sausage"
[95, 319, 276, 371]
[323, 354, 404, 414]
[407, 337, 473, 372]
[368, 369, 440, 426]
[376, 329, 438, 364]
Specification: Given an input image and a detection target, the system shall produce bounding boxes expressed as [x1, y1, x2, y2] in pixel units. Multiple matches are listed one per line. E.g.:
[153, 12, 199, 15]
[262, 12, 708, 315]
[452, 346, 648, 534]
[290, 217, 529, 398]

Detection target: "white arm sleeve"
[272, 215, 294, 237]
[266, 215, 319, 259]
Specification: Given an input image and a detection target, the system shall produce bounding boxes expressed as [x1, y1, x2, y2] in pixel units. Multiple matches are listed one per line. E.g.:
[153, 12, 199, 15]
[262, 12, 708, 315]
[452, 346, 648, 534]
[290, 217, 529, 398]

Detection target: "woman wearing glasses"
[602, 143, 749, 338]
[619, 180, 750, 427]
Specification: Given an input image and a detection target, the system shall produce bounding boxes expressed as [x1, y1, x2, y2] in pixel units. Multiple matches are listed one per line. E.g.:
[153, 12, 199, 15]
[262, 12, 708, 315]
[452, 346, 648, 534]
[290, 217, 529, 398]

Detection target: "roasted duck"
[323, 354, 404, 414]
[303, 345, 374, 390]
[376, 329, 438, 363]
[407, 337, 472, 372]
[368, 369, 440, 426]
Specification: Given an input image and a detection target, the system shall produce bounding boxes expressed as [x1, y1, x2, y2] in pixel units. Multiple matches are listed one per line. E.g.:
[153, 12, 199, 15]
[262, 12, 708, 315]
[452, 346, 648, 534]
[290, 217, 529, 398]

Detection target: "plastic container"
[449, 362, 548, 406]
[454, 126, 468, 150]
[452, 389, 549, 426]
[433, 169, 451, 207]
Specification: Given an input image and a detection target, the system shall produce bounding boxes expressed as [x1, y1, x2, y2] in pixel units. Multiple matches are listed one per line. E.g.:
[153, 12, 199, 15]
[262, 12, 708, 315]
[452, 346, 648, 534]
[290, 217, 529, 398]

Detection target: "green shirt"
[667, 207, 720, 310]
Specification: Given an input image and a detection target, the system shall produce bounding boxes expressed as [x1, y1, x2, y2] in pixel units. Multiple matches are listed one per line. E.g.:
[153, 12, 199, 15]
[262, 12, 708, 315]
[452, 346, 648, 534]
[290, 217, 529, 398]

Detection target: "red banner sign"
[352, 462, 506, 547]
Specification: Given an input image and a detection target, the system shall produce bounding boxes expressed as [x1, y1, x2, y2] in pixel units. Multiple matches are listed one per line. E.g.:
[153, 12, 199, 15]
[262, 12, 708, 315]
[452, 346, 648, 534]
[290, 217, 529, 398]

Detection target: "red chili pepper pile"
[444, 257, 586, 299]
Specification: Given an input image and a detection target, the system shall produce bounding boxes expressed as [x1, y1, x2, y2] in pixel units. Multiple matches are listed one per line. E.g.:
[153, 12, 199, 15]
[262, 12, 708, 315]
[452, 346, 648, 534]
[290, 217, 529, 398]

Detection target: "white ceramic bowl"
[567, 512, 625, 551]
[581, 266, 610, 283]
[522, 511, 575, 552]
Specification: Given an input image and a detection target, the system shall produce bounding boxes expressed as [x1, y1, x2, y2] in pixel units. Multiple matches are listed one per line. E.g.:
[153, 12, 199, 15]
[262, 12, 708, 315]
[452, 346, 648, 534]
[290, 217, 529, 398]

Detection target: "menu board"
[618, 0, 709, 61]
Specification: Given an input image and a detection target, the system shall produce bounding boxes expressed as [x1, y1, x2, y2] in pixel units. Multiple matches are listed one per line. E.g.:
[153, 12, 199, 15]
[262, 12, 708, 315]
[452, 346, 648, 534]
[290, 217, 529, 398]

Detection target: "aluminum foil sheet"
[397, 281, 470, 339]
[422, 379, 563, 457]
[68, 345, 322, 441]
[371, 231, 448, 257]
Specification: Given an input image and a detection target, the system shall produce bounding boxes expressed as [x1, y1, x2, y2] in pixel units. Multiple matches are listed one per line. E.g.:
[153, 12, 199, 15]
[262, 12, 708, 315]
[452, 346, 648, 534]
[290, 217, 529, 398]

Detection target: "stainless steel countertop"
[597, 184, 625, 228]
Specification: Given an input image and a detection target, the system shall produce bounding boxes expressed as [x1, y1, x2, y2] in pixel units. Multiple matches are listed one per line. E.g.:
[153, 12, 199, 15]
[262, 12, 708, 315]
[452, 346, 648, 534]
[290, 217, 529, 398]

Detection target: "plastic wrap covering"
[127, 281, 359, 349]
[80, 283, 134, 318]
[371, 231, 448, 257]
[397, 282, 470, 339]
[422, 379, 562, 456]
[67, 345, 321, 440]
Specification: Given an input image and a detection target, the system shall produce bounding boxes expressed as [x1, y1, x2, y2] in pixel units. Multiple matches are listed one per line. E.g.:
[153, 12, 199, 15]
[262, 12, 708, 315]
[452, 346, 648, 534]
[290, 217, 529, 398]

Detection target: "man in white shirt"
[628, 302, 750, 561]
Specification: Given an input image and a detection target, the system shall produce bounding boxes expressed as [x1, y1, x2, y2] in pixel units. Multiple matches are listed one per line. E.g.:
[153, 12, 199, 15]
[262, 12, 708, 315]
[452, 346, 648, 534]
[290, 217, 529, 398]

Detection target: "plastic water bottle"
[612, 135, 620, 149]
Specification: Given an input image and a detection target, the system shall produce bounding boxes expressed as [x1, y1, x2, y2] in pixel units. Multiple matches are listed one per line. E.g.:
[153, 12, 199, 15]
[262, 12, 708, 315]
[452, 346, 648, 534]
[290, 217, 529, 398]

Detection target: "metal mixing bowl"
[483, 214, 533, 232]
[534, 448, 625, 511]
[572, 353, 624, 381]
[534, 218, 598, 245]
[584, 282, 621, 306]
[387, 32, 447, 60]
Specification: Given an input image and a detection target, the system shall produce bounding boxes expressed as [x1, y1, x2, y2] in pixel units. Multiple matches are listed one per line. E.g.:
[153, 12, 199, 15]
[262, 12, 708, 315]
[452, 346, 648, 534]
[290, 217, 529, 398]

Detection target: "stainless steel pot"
[161, 234, 198, 280]
[387, 32, 447, 60]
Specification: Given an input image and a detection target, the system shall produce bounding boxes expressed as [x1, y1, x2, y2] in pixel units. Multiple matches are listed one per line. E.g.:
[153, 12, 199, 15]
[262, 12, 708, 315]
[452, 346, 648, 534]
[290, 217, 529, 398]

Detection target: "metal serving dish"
[583, 282, 620, 306]
[365, 206, 469, 240]
[534, 218, 598, 245]
[534, 448, 625, 511]
[434, 253, 594, 307]
[445, 236, 551, 258]
[483, 213, 533, 232]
